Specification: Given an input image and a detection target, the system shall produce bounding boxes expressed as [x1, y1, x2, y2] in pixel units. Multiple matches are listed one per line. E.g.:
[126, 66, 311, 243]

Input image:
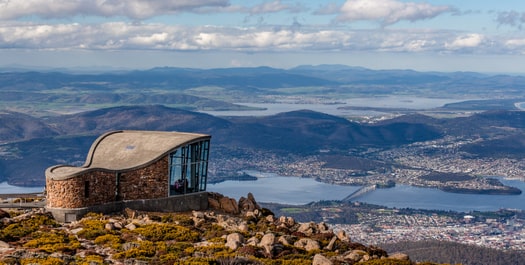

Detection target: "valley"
[1, 66, 525, 197]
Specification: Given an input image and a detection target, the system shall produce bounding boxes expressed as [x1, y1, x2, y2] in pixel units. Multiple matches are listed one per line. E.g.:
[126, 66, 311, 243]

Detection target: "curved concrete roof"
[46, 130, 210, 180]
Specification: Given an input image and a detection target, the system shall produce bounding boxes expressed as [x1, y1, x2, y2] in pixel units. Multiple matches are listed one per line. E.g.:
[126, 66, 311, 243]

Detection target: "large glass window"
[169, 140, 210, 196]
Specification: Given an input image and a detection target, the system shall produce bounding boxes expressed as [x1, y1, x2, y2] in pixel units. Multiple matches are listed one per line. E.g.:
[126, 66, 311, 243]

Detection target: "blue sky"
[1, 0, 525, 73]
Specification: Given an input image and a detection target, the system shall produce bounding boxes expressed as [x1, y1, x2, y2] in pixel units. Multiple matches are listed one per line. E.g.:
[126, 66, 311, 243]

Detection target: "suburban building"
[45, 130, 211, 222]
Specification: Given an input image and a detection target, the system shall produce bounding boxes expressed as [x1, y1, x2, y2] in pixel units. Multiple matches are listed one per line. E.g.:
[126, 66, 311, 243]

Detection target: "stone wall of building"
[46, 171, 116, 208]
[47, 156, 169, 208]
[118, 156, 169, 200]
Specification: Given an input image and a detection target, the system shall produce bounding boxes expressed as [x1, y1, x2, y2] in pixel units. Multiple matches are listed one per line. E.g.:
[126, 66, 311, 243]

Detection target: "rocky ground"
[0, 192, 439, 265]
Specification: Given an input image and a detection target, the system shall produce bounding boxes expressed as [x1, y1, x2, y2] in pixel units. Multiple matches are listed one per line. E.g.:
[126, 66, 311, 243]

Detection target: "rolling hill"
[0, 105, 444, 185]
[0, 105, 524, 186]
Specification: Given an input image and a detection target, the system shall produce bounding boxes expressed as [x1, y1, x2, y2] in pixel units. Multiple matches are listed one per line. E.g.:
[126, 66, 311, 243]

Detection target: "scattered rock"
[336, 229, 350, 242]
[192, 211, 207, 227]
[389, 252, 410, 261]
[313, 253, 333, 265]
[325, 236, 337, 251]
[70, 227, 83, 235]
[278, 235, 294, 246]
[297, 222, 316, 236]
[225, 233, 244, 250]
[123, 208, 138, 219]
[0, 193, 403, 265]
[105, 222, 116, 231]
[238, 192, 260, 212]
[245, 210, 258, 221]
[0, 209, 10, 219]
[237, 222, 249, 232]
[125, 223, 137, 231]
[220, 197, 239, 214]
[259, 233, 276, 254]
[192, 210, 205, 219]
[0, 241, 10, 248]
[246, 236, 259, 246]
[285, 216, 295, 227]
[113, 221, 124, 230]
[294, 238, 321, 251]
[208, 196, 221, 209]
[0, 240, 13, 254]
[217, 214, 247, 231]
[318, 222, 330, 233]
[344, 252, 360, 262]
[265, 214, 275, 223]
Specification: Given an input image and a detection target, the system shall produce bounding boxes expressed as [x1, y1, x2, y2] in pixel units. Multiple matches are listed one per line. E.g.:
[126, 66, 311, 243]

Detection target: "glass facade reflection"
[168, 140, 210, 195]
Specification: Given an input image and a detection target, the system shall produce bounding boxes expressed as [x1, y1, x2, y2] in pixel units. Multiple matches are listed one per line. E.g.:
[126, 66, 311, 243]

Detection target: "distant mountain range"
[2, 65, 525, 96]
[1, 105, 524, 186]
[0, 65, 525, 90]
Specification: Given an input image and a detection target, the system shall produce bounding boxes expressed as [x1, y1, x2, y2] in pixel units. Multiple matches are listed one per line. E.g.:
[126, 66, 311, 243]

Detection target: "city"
[334, 208, 525, 251]
[210, 134, 525, 194]
[209, 133, 525, 251]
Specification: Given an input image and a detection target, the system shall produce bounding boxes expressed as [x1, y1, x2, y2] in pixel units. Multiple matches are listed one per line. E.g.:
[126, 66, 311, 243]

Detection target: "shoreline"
[440, 186, 522, 195]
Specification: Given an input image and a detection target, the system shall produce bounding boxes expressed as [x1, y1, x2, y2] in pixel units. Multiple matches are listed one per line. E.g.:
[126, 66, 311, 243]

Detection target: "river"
[207, 171, 525, 212]
[0, 182, 44, 195]
[201, 96, 467, 117]
[208, 172, 361, 205]
[4, 173, 524, 212]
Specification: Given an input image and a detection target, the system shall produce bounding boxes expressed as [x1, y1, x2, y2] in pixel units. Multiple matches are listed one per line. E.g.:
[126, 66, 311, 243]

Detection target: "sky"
[1, 0, 525, 73]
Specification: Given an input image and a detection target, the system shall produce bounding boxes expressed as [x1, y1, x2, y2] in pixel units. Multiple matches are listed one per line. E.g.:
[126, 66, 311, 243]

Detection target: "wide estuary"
[208, 171, 525, 212]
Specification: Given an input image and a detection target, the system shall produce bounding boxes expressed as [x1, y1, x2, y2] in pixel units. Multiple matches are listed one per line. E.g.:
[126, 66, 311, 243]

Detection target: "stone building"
[45, 130, 211, 222]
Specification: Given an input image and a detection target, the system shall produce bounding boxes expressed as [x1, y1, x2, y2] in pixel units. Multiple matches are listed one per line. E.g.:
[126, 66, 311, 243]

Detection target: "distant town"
[210, 134, 525, 251]
[264, 199, 525, 251]
[210, 134, 525, 195]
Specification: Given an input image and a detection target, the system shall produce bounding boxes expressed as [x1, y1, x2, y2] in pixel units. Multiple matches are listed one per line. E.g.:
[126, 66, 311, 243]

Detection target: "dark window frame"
[84, 180, 90, 198]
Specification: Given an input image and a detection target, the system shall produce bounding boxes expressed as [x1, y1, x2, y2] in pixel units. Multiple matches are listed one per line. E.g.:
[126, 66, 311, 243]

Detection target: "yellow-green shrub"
[20, 257, 64, 265]
[74, 255, 106, 265]
[169, 241, 193, 249]
[172, 214, 194, 226]
[133, 223, 200, 242]
[0, 214, 57, 242]
[94, 234, 122, 249]
[200, 223, 227, 239]
[194, 243, 233, 258]
[113, 240, 159, 260]
[160, 213, 194, 226]
[24, 231, 80, 253]
[280, 259, 312, 265]
[77, 217, 110, 240]
[175, 257, 218, 265]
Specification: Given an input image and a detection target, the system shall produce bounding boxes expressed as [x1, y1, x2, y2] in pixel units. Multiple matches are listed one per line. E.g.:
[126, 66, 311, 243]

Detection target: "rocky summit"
[0, 193, 435, 265]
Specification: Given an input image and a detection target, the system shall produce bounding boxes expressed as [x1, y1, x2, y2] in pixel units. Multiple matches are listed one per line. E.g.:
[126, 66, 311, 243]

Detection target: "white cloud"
[0, 22, 81, 48]
[129, 32, 169, 46]
[506, 39, 525, 47]
[445, 33, 483, 50]
[337, 0, 453, 26]
[0, 0, 230, 20]
[0, 21, 518, 56]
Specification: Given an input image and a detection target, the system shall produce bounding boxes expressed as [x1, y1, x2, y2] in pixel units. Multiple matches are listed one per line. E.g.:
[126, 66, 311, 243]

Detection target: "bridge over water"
[341, 184, 376, 202]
